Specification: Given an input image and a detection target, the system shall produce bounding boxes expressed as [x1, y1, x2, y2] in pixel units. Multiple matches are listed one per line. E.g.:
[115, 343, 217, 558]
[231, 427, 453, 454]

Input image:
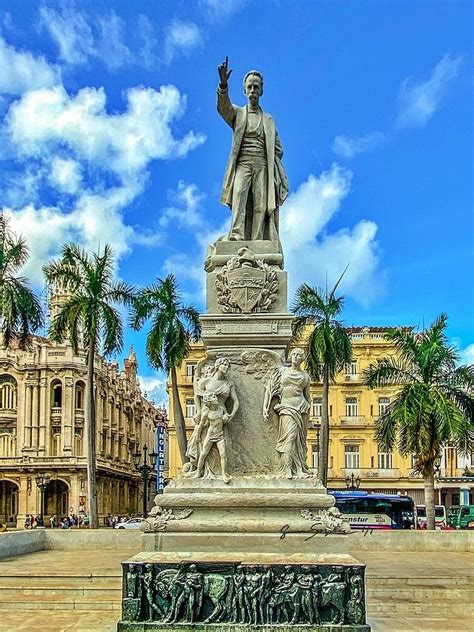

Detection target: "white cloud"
[332, 132, 386, 159]
[160, 181, 206, 229]
[39, 5, 131, 70]
[49, 157, 82, 194]
[3, 82, 205, 281]
[459, 343, 474, 366]
[200, 0, 246, 20]
[164, 20, 203, 64]
[137, 14, 158, 69]
[0, 35, 61, 95]
[396, 54, 462, 129]
[6, 84, 206, 177]
[138, 373, 168, 406]
[281, 164, 383, 307]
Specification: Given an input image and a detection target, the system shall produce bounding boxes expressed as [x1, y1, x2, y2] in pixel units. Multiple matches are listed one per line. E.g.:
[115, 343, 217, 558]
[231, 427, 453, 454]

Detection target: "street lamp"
[131, 445, 157, 518]
[345, 472, 361, 491]
[35, 473, 50, 527]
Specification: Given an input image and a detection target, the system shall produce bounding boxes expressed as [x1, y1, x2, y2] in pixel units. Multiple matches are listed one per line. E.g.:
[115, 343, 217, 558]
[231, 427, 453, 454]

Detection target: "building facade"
[0, 330, 161, 527]
[167, 327, 473, 507]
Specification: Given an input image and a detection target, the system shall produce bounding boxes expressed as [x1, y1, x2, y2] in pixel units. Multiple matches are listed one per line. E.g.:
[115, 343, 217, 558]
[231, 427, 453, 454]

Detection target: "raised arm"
[217, 56, 237, 128]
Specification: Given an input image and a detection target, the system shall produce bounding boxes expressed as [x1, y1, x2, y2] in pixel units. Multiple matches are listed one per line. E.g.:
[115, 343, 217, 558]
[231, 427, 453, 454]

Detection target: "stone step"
[0, 574, 121, 588]
[367, 601, 474, 616]
[368, 616, 474, 632]
[0, 593, 121, 611]
[367, 586, 474, 601]
[0, 586, 121, 598]
[366, 576, 473, 587]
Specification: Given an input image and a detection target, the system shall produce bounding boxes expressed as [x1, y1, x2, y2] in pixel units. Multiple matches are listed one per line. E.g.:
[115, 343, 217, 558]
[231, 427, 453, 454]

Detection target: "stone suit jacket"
[217, 86, 288, 213]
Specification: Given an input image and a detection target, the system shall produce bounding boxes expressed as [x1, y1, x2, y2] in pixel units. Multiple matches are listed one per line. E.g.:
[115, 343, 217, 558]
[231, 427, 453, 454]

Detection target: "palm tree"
[363, 314, 474, 530]
[292, 275, 352, 486]
[43, 244, 135, 529]
[130, 274, 201, 465]
[0, 213, 43, 348]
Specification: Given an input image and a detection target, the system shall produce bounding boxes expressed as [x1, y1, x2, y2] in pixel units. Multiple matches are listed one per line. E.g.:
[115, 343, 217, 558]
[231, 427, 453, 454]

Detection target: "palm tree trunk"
[319, 364, 330, 487]
[424, 466, 436, 530]
[171, 366, 188, 466]
[86, 344, 99, 529]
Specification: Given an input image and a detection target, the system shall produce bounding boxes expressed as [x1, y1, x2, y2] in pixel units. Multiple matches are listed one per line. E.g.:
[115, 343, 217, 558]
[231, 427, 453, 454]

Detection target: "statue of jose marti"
[217, 57, 289, 242]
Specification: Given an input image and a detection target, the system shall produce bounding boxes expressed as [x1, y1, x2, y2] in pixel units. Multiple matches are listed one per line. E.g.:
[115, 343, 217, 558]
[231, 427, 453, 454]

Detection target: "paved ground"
[0, 549, 473, 631]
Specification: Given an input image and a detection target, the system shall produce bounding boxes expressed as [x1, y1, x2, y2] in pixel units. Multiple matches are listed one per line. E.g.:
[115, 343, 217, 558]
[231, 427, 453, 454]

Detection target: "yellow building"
[0, 292, 161, 527]
[167, 327, 473, 506]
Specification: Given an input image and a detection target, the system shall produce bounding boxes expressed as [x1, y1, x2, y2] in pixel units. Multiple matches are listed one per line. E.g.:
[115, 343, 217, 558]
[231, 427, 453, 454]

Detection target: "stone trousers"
[229, 157, 268, 240]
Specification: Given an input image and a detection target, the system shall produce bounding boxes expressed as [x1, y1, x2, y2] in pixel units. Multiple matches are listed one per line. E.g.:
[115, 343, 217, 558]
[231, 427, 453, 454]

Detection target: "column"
[63, 377, 73, 453]
[31, 382, 39, 449]
[460, 487, 470, 506]
[23, 385, 32, 448]
[17, 476, 30, 529]
[38, 377, 48, 453]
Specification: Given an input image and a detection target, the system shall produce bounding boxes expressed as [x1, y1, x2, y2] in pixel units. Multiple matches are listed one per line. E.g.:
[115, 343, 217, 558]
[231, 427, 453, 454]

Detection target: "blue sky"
[0, 0, 472, 404]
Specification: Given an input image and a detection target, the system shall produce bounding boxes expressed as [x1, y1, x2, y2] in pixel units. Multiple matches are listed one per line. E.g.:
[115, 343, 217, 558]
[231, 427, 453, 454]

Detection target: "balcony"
[50, 407, 62, 426]
[0, 408, 17, 424]
[0, 455, 87, 468]
[341, 467, 401, 479]
[339, 415, 367, 426]
[343, 374, 360, 383]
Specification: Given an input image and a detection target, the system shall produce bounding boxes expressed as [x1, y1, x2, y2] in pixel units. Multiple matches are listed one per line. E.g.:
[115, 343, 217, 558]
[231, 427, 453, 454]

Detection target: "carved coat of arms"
[216, 247, 278, 313]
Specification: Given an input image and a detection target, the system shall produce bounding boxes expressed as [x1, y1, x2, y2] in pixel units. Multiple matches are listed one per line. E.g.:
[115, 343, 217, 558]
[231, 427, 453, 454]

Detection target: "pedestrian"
[49, 514, 56, 529]
[24, 515, 31, 529]
[83, 514, 89, 528]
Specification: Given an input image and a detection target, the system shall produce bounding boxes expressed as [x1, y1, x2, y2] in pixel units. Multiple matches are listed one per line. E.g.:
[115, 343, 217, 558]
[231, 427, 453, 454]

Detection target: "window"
[75, 384, 84, 410]
[0, 432, 15, 456]
[344, 445, 360, 469]
[312, 397, 322, 418]
[378, 451, 393, 469]
[185, 363, 197, 379]
[311, 444, 319, 469]
[185, 398, 196, 419]
[52, 382, 62, 408]
[345, 398, 358, 417]
[345, 361, 357, 375]
[378, 397, 390, 416]
[0, 376, 17, 410]
[51, 433, 61, 456]
[74, 433, 83, 456]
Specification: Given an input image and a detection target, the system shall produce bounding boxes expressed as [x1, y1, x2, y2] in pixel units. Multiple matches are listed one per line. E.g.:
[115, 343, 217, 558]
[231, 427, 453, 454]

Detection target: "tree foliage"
[0, 213, 43, 348]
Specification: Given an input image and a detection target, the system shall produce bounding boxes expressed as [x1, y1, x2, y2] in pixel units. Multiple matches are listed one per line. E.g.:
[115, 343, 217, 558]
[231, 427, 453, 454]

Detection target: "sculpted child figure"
[195, 392, 232, 484]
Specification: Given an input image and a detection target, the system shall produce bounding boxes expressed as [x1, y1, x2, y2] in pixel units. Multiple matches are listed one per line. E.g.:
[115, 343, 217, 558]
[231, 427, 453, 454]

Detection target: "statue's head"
[243, 70, 263, 106]
[214, 356, 230, 376]
[203, 392, 218, 409]
[290, 347, 304, 366]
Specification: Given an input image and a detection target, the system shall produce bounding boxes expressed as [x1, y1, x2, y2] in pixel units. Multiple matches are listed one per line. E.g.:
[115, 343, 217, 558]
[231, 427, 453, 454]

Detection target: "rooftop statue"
[217, 57, 289, 242]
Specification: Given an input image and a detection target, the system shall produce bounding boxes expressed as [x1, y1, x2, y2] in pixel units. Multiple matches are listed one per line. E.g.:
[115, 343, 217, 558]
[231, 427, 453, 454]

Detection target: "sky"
[0, 0, 472, 405]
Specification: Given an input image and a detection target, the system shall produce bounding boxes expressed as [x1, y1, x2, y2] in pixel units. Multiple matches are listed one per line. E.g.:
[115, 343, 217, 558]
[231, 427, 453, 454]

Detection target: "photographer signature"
[279, 524, 374, 541]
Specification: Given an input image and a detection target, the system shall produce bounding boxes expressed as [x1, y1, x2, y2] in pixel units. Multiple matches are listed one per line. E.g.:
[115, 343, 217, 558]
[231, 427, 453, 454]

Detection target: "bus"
[330, 491, 415, 530]
[415, 505, 446, 529]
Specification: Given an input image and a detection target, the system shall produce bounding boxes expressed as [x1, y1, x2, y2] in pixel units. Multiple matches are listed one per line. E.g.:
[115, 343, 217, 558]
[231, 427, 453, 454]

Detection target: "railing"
[440, 467, 467, 478]
[339, 415, 367, 425]
[341, 467, 401, 479]
[0, 455, 87, 467]
[408, 468, 423, 479]
[343, 374, 360, 382]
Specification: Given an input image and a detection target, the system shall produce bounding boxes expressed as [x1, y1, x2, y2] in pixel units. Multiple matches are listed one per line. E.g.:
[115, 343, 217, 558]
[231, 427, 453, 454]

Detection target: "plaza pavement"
[0, 546, 472, 631]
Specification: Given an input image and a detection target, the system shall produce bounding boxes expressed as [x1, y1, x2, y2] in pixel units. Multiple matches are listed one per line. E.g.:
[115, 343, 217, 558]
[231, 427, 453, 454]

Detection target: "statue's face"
[217, 360, 229, 375]
[244, 74, 262, 106]
[291, 348, 304, 365]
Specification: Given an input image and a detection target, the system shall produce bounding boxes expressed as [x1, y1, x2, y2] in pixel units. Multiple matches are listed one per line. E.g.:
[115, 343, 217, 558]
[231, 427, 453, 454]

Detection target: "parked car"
[416, 504, 446, 529]
[447, 505, 474, 530]
[114, 517, 144, 530]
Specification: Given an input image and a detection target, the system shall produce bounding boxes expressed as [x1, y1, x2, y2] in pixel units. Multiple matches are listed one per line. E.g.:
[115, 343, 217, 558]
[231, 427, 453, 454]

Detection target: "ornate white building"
[0, 292, 161, 527]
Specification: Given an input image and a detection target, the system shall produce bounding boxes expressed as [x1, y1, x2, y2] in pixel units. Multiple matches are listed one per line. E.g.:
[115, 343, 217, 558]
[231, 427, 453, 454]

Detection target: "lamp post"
[434, 454, 442, 505]
[132, 445, 157, 518]
[35, 473, 50, 528]
[345, 472, 361, 491]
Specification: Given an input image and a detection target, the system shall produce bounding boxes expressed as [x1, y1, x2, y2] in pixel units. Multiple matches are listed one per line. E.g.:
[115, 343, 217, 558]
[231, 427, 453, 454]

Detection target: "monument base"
[118, 552, 370, 631]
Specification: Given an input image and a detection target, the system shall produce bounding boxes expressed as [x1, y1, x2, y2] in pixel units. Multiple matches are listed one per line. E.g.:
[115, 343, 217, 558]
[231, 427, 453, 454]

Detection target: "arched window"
[75, 382, 85, 410]
[51, 433, 61, 456]
[51, 381, 62, 408]
[0, 375, 17, 411]
[74, 433, 83, 456]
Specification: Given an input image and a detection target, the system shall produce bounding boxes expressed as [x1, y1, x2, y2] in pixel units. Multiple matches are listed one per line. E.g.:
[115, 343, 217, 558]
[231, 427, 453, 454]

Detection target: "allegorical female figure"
[263, 348, 311, 479]
[185, 357, 239, 480]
